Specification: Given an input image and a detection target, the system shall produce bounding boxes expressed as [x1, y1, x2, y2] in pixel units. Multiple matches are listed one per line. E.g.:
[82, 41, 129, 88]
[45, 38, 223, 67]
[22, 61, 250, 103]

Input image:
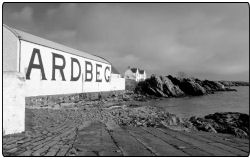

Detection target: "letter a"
[26, 48, 47, 80]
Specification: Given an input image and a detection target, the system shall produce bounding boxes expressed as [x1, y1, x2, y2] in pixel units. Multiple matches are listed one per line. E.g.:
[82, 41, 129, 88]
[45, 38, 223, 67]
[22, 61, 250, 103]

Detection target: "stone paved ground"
[3, 118, 249, 156]
[3, 97, 249, 156]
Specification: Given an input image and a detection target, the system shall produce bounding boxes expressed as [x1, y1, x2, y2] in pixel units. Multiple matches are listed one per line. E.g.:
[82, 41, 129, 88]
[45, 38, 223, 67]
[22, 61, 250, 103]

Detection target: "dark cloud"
[3, 3, 249, 81]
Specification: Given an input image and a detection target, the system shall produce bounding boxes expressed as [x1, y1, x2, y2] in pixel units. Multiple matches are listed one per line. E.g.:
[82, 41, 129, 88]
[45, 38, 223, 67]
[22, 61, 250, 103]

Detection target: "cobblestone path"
[3, 121, 249, 156]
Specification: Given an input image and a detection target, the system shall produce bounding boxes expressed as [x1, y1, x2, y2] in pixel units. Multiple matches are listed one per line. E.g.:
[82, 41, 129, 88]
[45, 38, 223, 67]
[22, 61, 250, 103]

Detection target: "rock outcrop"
[219, 81, 249, 87]
[135, 74, 237, 97]
[201, 80, 225, 91]
[160, 76, 185, 97]
[189, 112, 249, 138]
[167, 76, 206, 96]
[135, 75, 185, 97]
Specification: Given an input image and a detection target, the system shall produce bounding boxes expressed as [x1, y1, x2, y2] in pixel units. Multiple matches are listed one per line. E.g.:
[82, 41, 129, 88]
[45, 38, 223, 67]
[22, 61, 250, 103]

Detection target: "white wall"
[3, 72, 25, 135]
[20, 40, 112, 96]
[3, 26, 19, 72]
[110, 76, 125, 91]
[111, 73, 121, 78]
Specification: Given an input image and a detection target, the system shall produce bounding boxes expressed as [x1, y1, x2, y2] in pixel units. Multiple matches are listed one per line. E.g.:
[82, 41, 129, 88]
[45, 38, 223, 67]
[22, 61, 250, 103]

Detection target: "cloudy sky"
[3, 3, 249, 81]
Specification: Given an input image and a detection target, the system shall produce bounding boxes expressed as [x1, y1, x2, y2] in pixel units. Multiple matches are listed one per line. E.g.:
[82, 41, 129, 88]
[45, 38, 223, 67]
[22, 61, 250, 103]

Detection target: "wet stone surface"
[3, 95, 249, 156]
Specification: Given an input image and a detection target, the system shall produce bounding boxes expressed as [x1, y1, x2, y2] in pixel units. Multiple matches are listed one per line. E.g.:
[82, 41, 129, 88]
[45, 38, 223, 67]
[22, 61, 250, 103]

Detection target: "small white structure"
[124, 67, 146, 82]
[110, 66, 125, 91]
[3, 24, 125, 135]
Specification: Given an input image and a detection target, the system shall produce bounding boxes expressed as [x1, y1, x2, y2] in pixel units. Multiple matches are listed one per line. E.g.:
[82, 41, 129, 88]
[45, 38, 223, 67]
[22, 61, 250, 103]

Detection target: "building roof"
[129, 68, 145, 74]
[111, 65, 120, 74]
[130, 68, 138, 73]
[3, 24, 109, 64]
[139, 69, 145, 74]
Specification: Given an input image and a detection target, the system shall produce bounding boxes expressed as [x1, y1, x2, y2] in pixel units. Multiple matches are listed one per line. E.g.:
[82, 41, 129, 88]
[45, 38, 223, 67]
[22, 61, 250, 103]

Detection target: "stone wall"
[25, 90, 125, 108]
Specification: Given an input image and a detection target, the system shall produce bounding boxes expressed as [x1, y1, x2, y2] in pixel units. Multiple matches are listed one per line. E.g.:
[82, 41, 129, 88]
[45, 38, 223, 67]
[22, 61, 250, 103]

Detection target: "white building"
[3, 24, 126, 95]
[3, 24, 125, 134]
[124, 67, 146, 82]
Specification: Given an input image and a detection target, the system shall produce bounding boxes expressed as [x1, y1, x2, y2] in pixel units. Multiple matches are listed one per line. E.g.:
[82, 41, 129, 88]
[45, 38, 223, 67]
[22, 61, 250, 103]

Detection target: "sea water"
[150, 86, 249, 118]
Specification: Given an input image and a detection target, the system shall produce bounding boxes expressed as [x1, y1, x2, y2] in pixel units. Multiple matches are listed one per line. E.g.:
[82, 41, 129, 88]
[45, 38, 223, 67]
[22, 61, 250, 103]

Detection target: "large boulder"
[167, 75, 182, 86]
[148, 75, 164, 91]
[138, 75, 184, 97]
[181, 78, 206, 96]
[160, 76, 184, 97]
[135, 75, 167, 97]
[201, 80, 225, 91]
[168, 76, 206, 96]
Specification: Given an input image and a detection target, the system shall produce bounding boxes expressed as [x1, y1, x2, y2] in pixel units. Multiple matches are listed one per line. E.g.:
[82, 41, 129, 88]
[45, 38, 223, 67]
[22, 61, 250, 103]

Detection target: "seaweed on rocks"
[189, 112, 249, 138]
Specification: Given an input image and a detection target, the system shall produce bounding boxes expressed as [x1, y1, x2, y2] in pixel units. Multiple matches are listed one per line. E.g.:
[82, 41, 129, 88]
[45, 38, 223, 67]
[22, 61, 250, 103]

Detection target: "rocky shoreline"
[3, 89, 248, 156]
[129, 74, 249, 138]
[134, 74, 243, 97]
[189, 112, 249, 138]
[5, 75, 249, 142]
[21, 90, 249, 139]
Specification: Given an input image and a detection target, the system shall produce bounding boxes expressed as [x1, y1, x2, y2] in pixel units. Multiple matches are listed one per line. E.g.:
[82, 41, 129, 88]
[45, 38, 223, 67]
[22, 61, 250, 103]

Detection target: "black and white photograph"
[2, 2, 249, 156]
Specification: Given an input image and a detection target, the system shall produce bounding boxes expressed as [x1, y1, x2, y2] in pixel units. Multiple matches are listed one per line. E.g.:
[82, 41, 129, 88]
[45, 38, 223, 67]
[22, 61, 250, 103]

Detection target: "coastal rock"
[197, 79, 237, 92]
[155, 88, 168, 97]
[232, 127, 248, 138]
[189, 117, 217, 133]
[136, 74, 202, 97]
[168, 76, 206, 96]
[224, 88, 237, 91]
[135, 74, 240, 98]
[149, 75, 164, 90]
[135, 75, 167, 97]
[219, 81, 234, 87]
[181, 79, 206, 96]
[219, 81, 249, 86]
[204, 123, 217, 133]
[160, 76, 185, 97]
[201, 80, 225, 91]
[189, 112, 249, 138]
